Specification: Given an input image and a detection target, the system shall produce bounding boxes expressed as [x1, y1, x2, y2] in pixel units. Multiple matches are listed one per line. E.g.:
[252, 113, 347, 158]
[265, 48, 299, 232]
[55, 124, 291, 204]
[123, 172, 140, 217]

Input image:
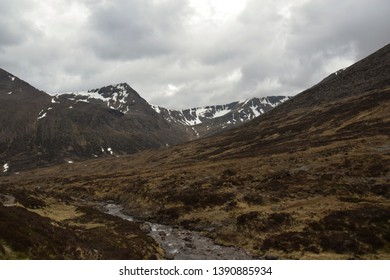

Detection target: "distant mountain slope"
[151, 96, 290, 138]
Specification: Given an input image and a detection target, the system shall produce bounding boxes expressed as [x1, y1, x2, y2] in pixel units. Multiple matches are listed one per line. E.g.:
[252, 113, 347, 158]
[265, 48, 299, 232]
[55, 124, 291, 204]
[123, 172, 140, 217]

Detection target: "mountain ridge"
[151, 96, 290, 138]
[56, 84, 291, 139]
[0, 70, 290, 172]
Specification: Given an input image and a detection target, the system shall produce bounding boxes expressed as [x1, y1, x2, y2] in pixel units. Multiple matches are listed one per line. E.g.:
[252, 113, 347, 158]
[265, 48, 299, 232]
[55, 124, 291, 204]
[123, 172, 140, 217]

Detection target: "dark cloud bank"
[0, 0, 389, 108]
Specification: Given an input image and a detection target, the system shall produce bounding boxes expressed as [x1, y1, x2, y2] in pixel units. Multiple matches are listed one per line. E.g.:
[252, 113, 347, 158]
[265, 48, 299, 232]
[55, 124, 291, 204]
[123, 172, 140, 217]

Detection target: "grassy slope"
[0, 192, 163, 259]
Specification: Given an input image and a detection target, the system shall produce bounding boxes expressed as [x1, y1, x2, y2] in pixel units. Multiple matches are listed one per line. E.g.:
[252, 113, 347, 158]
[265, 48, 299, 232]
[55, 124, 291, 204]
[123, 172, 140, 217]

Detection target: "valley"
[1, 44, 389, 260]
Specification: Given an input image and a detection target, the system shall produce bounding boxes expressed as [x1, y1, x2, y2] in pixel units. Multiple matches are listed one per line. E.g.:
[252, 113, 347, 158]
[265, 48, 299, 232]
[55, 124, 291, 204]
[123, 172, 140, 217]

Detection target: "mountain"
[57, 83, 154, 115]
[0, 78, 188, 171]
[34, 83, 190, 157]
[0, 70, 289, 172]
[151, 96, 290, 138]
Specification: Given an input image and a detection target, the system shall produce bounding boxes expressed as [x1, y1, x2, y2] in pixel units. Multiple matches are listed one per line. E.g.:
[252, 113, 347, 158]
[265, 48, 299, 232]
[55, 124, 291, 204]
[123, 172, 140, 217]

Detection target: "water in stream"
[105, 203, 254, 260]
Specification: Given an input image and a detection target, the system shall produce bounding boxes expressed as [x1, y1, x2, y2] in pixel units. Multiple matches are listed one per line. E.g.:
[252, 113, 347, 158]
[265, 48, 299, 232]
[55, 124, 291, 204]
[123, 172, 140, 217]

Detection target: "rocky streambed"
[104, 203, 253, 260]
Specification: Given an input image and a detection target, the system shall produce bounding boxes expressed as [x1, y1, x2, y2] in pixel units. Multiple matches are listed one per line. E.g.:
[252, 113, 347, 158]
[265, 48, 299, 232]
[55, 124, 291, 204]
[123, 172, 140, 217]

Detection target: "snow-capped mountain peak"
[57, 83, 142, 114]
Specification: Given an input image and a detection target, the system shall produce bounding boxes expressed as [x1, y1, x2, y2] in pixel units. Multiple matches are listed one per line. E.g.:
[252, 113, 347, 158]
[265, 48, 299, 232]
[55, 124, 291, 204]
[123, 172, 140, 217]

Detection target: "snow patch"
[121, 106, 130, 114]
[175, 105, 235, 126]
[37, 112, 47, 120]
[191, 127, 200, 138]
[9, 75, 15, 81]
[181, 108, 204, 125]
[232, 113, 237, 123]
[7, 92, 12, 95]
[151, 105, 161, 114]
[213, 107, 231, 118]
[67, 160, 73, 164]
[37, 107, 52, 120]
[194, 107, 208, 118]
[249, 105, 261, 117]
[69, 90, 110, 102]
[107, 147, 113, 155]
[242, 98, 251, 106]
[3, 163, 9, 172]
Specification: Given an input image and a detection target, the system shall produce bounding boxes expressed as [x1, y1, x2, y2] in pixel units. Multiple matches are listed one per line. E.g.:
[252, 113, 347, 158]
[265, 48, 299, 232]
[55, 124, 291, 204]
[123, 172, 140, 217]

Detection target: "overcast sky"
[1, 0, 389, 108]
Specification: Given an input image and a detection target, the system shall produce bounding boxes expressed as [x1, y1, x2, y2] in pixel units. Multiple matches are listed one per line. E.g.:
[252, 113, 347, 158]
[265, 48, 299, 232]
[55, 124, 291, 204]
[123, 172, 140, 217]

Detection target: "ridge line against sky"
[0, 0, 389, 109]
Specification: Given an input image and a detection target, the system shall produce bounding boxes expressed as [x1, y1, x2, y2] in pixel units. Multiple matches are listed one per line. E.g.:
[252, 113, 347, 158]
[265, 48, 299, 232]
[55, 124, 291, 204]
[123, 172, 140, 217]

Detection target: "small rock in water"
[185, 243, 196, 249]
[158, 231, 167, 237]
[183, 236, 192, 242]
[140, 223, 151, 234]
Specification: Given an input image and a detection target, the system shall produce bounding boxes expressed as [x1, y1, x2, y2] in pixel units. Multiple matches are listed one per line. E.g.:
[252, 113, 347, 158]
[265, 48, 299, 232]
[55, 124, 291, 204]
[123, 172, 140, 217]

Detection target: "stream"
[104, 203, 254, 260]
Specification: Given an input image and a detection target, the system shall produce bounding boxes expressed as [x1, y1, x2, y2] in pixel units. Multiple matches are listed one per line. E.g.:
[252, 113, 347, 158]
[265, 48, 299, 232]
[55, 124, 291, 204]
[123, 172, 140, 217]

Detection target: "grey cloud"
[0, 1, 37, 48]
[288, 0, 390, 59]
[84, 0, 191, 60]
[0, 20, 26, 47]
[228, 0, 390, 100]
[0, 0, 389, 109]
